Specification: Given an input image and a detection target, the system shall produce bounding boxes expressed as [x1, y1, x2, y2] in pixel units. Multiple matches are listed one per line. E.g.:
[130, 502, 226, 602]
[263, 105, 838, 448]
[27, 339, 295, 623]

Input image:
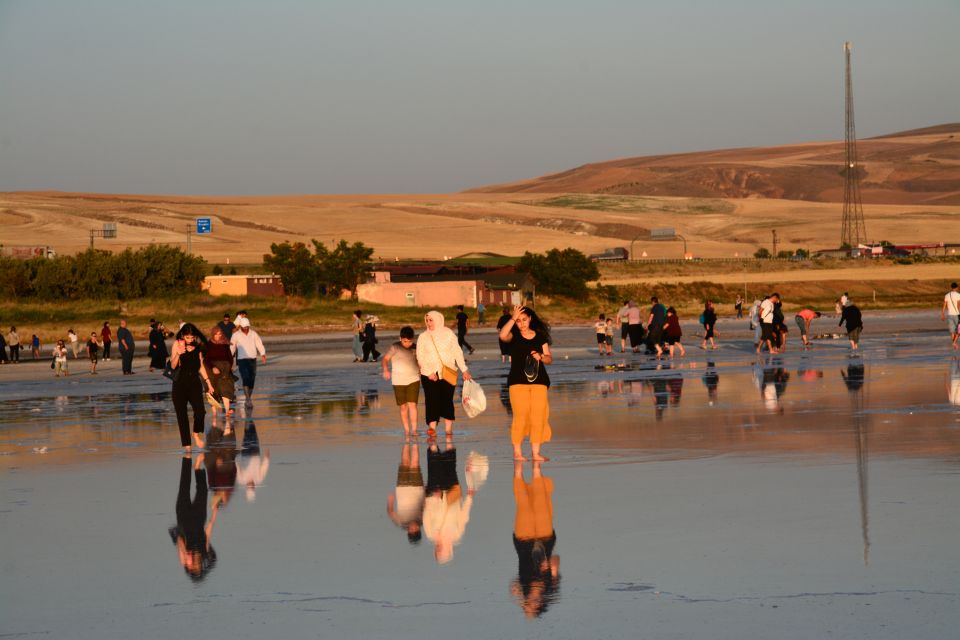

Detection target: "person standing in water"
[383, 326, 421, 437]
[416, 311, 472, 436]
[170, 323, 216, 451]
[499, 304, 553, 462]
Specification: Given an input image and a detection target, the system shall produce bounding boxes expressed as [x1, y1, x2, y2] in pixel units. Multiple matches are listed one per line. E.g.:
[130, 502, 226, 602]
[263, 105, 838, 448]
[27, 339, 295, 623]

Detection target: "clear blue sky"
[1, 0, 957, 194]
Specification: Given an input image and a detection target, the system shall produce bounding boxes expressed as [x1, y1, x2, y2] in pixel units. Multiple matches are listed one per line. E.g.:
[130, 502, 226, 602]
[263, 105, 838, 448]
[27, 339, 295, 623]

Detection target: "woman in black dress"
[149, 321, 168, 372]
[169, 323, 215, 451]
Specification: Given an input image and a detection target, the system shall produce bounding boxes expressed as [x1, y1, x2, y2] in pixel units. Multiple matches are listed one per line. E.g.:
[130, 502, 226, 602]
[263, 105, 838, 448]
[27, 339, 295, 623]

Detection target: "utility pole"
[187, 224, 192, 254]
[771, 229, 778, 256]
[841, 42, 867, 249]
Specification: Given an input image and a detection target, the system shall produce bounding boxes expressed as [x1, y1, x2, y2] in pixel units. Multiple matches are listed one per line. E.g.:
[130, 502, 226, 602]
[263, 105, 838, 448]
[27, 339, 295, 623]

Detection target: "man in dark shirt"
[646, 297, 667, 356]
[839, 301, 863, 351]
[117, 319, 136, 375]
[217, 313, 236, 340]
[455, 305, 475, 355]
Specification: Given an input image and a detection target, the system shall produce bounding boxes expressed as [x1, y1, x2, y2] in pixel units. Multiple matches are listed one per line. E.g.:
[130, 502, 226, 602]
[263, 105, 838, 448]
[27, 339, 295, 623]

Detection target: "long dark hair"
[175, 323, 208, 350]
[517, 307, 552, 345]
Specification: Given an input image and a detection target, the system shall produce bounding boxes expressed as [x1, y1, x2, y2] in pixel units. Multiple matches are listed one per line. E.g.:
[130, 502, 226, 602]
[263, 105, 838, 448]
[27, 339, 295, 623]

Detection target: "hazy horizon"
[1, 0, 957, 195]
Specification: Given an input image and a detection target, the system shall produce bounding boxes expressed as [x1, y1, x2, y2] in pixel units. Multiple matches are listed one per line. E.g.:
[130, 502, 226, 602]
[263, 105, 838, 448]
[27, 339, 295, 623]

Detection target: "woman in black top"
[499, 304, 553, 462]
[169, 323, 215, 451]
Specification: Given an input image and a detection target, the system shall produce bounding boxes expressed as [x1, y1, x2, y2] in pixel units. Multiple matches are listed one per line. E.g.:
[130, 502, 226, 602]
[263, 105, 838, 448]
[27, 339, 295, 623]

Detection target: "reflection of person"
[841, 364, 865, 392]
[205, 427, 238, 507]
[117, 319, 135, 375]
[169, 456, 218, 582]
[387, 442, 424, 544]
[170, 323, 216, 451]
[423, 438, 472, 564]
[703, 360, 719, 403]
[499, 305, 553, 462]
[382, 326, 420, 437]
[511, 461, 560, 618]
[948, 359, 960, 406]
[942, 283, 960, 351]
[416, 311, 472, 436]
[756, 362, 790, 412]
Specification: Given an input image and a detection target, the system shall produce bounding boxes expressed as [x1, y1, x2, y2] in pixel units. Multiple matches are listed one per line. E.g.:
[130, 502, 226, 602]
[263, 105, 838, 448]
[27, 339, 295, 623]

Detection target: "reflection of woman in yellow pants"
[509, 385, 552, 461]
[511, 462, 560, 618]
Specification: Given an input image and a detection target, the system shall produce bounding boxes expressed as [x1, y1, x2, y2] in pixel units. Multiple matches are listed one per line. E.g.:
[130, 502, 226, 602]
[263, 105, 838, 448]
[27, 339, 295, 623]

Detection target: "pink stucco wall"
[357, 281, 481, 307]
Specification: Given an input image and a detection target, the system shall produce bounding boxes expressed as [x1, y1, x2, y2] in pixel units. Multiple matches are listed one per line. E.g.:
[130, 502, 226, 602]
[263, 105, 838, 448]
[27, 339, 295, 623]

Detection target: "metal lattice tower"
[841, 42, 867, 248]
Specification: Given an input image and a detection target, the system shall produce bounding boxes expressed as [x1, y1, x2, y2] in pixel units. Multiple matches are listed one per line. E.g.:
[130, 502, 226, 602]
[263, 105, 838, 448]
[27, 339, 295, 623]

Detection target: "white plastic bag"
[464, 451, 489, 491]
[461, 378, 487, 418]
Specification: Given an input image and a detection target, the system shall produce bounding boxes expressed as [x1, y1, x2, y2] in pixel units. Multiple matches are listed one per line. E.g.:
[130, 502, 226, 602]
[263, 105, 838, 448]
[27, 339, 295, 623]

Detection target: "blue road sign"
[196, 218, 212, 234]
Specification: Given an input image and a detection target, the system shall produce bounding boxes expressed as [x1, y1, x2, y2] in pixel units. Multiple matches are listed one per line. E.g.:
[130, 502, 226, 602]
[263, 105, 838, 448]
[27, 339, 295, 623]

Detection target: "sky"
[0, 0, 957, 195]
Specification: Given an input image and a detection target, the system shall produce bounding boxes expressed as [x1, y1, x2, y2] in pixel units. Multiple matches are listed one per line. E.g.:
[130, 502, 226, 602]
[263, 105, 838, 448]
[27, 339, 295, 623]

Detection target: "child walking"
[664, 307, 686, 358]
[87, 332, 102, 374]
[383, 326, 421, 438]
[594, 314, 611, 355]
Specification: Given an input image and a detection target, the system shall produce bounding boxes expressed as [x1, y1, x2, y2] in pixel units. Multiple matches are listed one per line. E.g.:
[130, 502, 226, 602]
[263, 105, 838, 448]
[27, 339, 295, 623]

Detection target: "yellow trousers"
[513, 476, 555, 540]
[509, 384, 552, 445]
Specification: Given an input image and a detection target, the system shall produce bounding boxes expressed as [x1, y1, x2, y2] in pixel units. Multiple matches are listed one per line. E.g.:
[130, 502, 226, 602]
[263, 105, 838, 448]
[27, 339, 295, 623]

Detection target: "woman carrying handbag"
[416, 311, 472, 437]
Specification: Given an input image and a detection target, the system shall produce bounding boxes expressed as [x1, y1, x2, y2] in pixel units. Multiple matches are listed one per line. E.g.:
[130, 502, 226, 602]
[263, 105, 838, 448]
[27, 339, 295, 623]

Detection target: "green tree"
[754, 248, 771, 259]
[320, 239, 374, 297]
[518, 248, 599, 299]
[794, 248, 810, 259]
[263, 241, 319, 296]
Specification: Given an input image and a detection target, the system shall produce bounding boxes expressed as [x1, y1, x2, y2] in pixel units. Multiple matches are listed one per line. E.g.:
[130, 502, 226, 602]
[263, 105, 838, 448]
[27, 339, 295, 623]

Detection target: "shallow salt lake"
[1, 332, 958, 639]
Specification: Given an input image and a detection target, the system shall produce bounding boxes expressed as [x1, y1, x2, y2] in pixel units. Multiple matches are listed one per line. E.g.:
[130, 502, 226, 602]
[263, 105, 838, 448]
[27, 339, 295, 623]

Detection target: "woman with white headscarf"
[416, 311, 473, 436]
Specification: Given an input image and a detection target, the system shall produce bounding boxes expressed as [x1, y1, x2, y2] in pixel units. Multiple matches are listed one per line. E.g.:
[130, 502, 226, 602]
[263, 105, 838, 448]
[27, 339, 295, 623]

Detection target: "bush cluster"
[0, 245, 206, 300]
[263, 239, 374, 297]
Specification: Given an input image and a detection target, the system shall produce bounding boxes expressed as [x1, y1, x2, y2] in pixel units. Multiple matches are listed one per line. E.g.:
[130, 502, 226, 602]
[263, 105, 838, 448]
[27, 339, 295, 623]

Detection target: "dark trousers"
[457, 330, 473, 352]
[362, 340, 380, 362]
[237, 358, 257, 390]
[9, 345, 19, 362]
[102, 341, 111, 359]
[422, 375, 456, 424]
[172, 377, 205, 446]
[120, 349, 134, 373]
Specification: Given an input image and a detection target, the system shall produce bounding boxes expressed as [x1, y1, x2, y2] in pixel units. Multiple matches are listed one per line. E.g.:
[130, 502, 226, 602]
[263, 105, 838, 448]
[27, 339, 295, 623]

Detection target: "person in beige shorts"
[383, 326, 421, 437]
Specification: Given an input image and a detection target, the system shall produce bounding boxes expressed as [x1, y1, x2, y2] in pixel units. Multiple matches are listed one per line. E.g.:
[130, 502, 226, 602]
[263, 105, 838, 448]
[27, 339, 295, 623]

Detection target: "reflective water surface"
[1, 333, 958, 639]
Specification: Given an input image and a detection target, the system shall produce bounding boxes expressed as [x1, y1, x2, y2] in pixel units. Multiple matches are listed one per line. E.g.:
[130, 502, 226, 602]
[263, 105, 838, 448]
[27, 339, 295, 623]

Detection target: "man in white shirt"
[941, 282, 960, 350]
[756, 293, 780, 354]
[230, 317, 266, 406]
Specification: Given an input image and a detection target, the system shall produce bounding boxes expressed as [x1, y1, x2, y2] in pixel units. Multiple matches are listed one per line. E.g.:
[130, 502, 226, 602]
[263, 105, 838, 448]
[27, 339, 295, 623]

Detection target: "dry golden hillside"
[467, 124, 960, 206]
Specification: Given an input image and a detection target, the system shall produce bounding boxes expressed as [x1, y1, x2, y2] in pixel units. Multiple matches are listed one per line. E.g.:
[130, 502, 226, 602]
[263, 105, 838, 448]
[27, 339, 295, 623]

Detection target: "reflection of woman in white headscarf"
[416, 311, 472, 436]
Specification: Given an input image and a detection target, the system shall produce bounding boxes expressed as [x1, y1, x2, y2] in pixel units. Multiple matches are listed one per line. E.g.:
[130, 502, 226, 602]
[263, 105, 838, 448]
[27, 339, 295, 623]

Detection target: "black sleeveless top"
[177, 348, 202, 379]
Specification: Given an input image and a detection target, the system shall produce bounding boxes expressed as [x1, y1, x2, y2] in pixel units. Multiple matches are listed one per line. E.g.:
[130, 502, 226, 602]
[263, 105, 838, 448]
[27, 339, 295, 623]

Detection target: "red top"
[101, 326, 112, 342]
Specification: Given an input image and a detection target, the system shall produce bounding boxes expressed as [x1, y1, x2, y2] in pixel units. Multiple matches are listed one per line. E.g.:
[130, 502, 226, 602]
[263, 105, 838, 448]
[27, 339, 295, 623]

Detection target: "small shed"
[202, 275, 284, 297]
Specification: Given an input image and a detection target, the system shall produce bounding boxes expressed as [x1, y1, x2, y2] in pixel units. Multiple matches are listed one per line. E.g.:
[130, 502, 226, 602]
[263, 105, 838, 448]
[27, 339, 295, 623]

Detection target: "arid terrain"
[469, 124, 960, 205]
[1, 124, 958, 264]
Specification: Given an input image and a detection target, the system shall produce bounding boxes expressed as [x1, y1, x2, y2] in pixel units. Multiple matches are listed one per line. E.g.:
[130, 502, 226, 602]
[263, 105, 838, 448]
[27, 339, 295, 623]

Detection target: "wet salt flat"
[1, 328, 959, 639]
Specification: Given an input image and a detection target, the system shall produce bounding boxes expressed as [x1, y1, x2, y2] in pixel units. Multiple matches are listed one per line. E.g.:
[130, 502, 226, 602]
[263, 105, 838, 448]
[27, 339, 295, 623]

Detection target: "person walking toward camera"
[383, 326, 421, 437]
[230, 317, 266, 407]
[416, 311, 472, 437]
[53, 340, 68, 376]
[170, 323, 216, 451]
[86, 332, 102, 375]
[6, 327, 20, 364]
[100, 321, 113, 361]
[499, 304, 553, 462]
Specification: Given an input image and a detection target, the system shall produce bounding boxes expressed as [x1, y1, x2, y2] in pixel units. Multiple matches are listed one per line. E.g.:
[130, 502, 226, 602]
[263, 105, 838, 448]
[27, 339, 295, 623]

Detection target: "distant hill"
[467, 124, 960, 205]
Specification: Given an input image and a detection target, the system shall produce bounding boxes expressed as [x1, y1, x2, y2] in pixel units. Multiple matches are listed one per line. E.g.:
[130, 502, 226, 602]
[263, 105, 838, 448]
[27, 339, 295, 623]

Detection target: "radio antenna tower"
[841, 42, 867, 248]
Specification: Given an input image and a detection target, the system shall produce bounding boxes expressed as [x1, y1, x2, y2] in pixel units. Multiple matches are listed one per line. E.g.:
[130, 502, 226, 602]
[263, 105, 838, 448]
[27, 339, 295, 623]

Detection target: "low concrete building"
[202, 274, 284, 297]
[358, 276, 485, 308]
